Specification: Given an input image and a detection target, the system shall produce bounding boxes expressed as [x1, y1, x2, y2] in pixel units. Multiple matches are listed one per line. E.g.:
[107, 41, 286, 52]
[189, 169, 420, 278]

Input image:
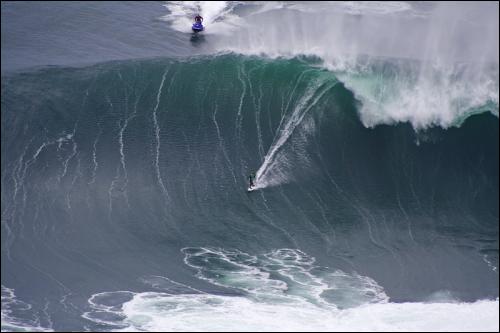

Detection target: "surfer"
[248, 172, 255, 189]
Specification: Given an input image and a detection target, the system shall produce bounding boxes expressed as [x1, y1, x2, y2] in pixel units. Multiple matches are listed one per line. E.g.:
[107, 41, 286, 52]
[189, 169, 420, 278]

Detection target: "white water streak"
[59, 139, 77, 183]
[88, 126, 102, 185]
[116, 70, 138, 208]
[212, 103, 237, 185]
[483, 254, 498, 273]
[396, 186, 416, 243]
[117, 115, 132, 208]
[255, 82, 265, 159]
[153, 68, 170, 200]
[66, 155, 82, 211]
[235, 65, 247, 140]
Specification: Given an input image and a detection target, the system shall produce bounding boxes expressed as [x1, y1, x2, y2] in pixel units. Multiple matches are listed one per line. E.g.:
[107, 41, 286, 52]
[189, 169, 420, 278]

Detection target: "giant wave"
[1, 1, 499, 331]
[1, 54, 498, 331]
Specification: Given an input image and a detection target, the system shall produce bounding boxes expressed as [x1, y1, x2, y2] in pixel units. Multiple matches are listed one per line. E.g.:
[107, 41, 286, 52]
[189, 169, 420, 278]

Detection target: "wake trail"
[254, 78, 336, 189]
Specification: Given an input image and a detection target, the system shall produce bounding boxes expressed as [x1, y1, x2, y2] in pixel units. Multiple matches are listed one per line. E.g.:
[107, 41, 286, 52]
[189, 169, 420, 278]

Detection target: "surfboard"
[247, 187, 255, 192]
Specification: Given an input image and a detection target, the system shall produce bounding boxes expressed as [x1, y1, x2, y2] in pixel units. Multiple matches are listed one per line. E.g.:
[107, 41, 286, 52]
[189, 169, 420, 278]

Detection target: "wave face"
[1, 53, 498, 331]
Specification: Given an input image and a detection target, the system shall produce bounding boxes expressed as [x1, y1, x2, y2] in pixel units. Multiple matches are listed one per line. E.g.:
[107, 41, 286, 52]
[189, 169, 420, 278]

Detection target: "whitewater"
[1, 1, 499, 332]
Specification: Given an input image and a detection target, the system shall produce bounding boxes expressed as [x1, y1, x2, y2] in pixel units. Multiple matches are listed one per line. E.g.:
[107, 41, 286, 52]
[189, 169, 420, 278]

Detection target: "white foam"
[1, 285, 53, 332]
[334, 61, 499, 129]
[181, 247, 388, 306]
[162, 1, 243, 35]
[181, 247, 289, 298]
[160, 2, 498, 128]
[334, 1, 412, 16]
[80, 248, 499, 331]
[185, 1, 498, 129]
[114, 294, 499, 332]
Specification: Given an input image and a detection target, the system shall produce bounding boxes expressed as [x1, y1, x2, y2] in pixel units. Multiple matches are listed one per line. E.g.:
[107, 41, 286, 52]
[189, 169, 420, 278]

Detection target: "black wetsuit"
[248, 175, 255, 188]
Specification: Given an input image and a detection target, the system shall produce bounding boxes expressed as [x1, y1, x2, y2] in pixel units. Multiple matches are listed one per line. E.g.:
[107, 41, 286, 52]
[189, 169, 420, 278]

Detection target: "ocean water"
[1, 1, 499, 331]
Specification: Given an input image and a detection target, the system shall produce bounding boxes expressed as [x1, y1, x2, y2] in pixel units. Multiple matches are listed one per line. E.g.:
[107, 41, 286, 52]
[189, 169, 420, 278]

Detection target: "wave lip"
[333, 59, 499, 129]
[184, 1, 499, 130]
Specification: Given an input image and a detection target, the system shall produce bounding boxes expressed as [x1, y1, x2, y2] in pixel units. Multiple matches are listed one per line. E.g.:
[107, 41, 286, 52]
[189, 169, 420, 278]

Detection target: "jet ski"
[192, 22, 204, 32]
